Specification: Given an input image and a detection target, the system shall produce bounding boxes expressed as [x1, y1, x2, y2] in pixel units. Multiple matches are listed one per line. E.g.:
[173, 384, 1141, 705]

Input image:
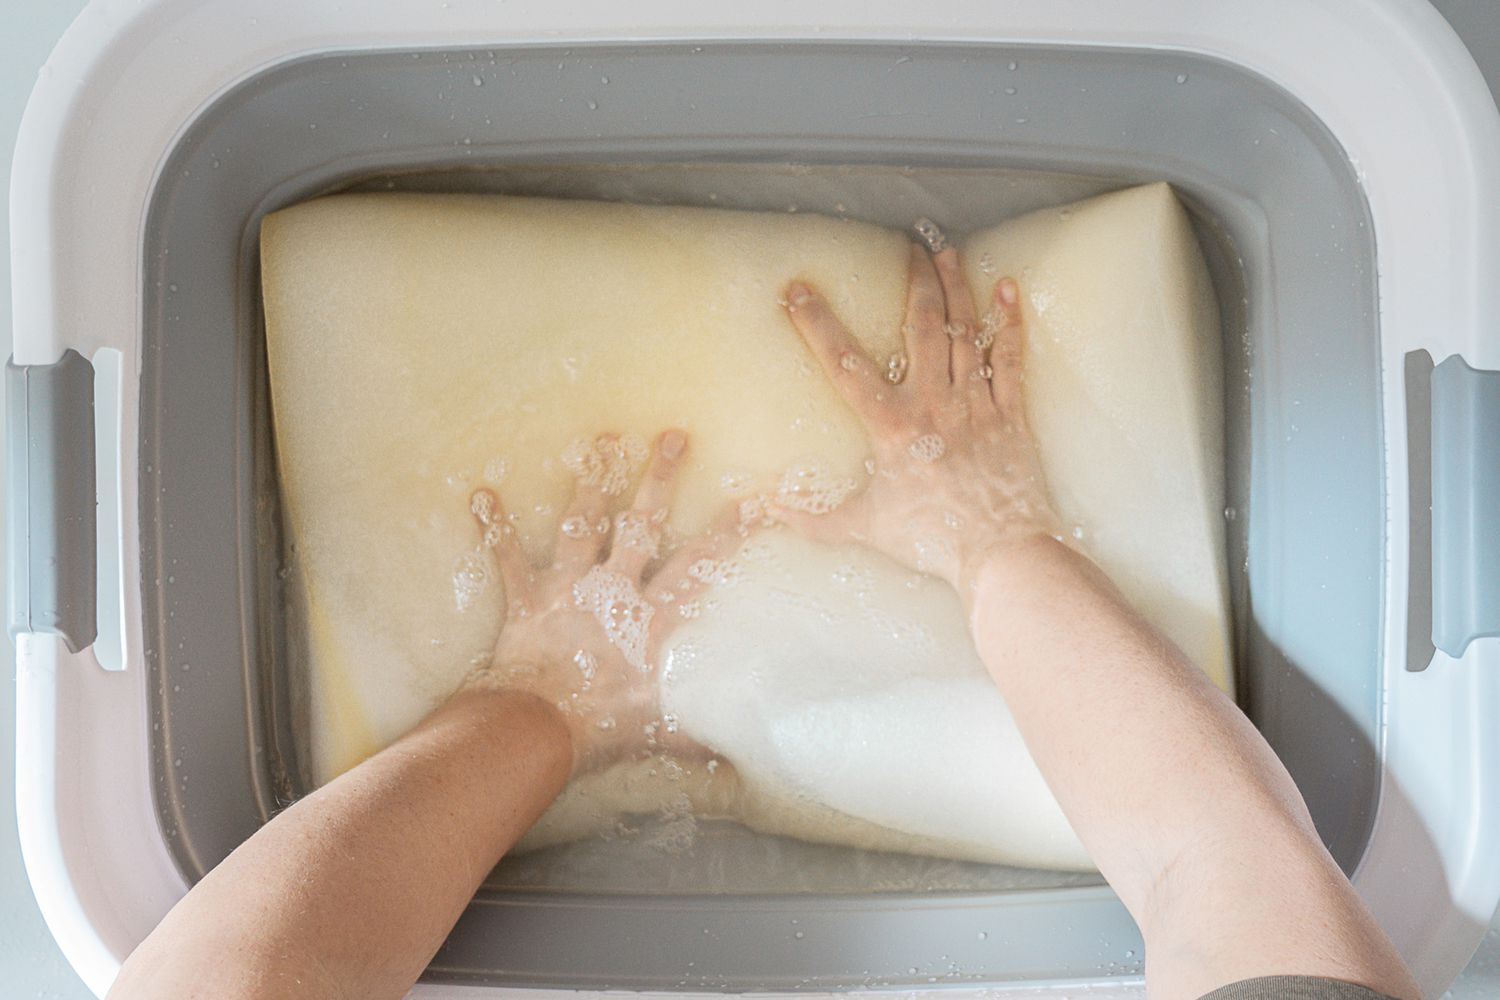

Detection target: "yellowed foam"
[261, 183, 1228, 871]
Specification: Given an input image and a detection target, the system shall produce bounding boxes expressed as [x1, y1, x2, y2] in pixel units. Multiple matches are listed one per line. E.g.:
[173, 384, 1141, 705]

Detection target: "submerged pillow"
[261, 182, 1228, 871]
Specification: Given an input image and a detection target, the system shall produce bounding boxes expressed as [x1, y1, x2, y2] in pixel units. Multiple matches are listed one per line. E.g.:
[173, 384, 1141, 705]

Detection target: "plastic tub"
[8, 1, 1500, 996]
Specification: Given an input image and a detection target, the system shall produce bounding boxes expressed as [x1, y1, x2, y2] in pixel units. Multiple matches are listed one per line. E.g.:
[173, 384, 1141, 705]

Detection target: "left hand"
[466, 429, 748, 775]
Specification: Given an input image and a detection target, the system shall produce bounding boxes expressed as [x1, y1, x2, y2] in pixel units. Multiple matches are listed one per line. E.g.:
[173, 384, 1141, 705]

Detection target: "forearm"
[108, 687, 572, 1000]
[966, 535, 1419, 1000]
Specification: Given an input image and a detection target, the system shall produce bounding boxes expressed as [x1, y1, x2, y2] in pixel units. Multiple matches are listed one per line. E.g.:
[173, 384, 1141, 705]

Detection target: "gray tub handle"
[6, 351, 96, 653]
[1409, 350, 1500, 664]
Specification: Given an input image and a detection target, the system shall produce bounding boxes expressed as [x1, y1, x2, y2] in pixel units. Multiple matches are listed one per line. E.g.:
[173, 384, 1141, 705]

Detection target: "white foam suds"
[572, 565, 654, 670]
[907, 434, 946, 463]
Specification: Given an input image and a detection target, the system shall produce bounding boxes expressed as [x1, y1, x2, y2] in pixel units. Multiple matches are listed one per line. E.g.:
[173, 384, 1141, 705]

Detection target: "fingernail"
[658, 429, 687, 459]
[998, 278, 1019, 306]
[786, 283, 814, 307]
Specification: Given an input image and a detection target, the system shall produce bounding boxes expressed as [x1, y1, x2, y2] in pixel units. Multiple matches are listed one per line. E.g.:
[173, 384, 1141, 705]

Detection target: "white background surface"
[2, 2, 1497, 998]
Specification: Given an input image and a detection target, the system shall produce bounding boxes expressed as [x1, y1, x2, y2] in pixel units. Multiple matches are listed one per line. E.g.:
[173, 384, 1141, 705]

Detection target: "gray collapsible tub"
[8, 2, 1500, 997]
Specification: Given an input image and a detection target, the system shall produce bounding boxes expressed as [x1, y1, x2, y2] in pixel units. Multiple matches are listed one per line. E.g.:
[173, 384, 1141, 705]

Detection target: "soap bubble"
[451, 549, 490, 612]
[720, 469, 754, 492]
[561, 516, 591, 539]
[572, 566, 653, 669]
[885, 352, 909, 385]
[912, 217, 947, 253]
[688, 558, 742, 587]
[737, 495, 767, 526]
[562, 435, 646, 496]
[776, 462, 858, 515]
[613, 511, 658, 557]
[470, 490, 494, 522]
[907, 434, 946, 463]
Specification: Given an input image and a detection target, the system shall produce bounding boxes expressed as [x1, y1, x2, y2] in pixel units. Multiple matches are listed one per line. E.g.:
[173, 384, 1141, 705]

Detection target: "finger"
[470, 488, 532, 605]
[605, 429, 689, 581]
[984, 277, 1027, 422]
[764, 490, 869, 549]
[553, 451, 612, 573]
[933, 248, 985, 385]
[646, 501, 763, 608]
[903, 244, 950, 395]
[783, 282, 893, 425]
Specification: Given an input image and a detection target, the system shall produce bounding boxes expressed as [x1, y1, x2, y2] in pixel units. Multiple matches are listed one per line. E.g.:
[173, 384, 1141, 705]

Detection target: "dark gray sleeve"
[1198, 976, 1404, 1000]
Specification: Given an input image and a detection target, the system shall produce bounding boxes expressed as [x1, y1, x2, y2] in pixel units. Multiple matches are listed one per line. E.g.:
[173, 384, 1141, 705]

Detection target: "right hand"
[774, 243, 1062, 597]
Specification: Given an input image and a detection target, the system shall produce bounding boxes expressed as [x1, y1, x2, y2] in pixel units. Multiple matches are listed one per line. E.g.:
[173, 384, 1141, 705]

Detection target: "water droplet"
[1175, 73, 1188, 84]
[885, 352, 909, 384]
[912, 216, 947, 253]
[1007, 60, 1018, 71]
[472, 74, 484, 86]
[1003, 86, 1017, 95]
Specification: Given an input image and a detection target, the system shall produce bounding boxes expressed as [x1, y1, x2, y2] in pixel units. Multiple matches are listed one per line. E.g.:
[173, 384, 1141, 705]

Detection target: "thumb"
[765, 492, 867, 547]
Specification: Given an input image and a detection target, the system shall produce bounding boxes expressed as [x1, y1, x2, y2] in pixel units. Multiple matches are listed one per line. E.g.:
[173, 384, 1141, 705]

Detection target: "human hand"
[466, 430, 746, 775]
[774, 244, 1061, 596]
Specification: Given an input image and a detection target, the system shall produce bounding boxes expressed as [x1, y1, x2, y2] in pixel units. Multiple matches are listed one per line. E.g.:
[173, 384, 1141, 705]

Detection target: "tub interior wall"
[137, 41, 1381, 988]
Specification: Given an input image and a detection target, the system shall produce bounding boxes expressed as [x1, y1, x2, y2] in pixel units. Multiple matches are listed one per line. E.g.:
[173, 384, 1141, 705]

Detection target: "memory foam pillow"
[260, 183, 1228, 870]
